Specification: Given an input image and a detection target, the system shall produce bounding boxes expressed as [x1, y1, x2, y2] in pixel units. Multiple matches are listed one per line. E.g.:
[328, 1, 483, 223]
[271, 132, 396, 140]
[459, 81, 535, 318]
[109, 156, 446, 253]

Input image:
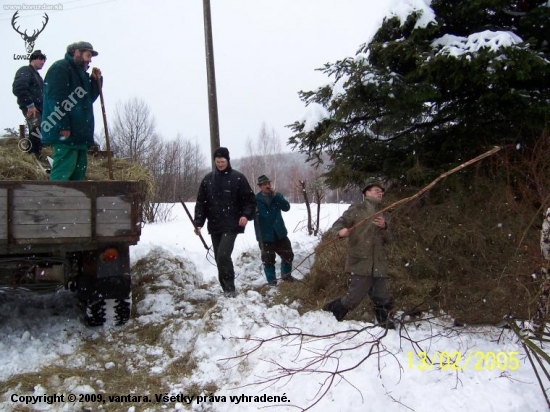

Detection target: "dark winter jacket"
[41, 53, 101, 146]
[331, 196, 390, 277]
[12, 65, 44, 113]
[254, 191, 290, 243]
[194, 165, 256, 235]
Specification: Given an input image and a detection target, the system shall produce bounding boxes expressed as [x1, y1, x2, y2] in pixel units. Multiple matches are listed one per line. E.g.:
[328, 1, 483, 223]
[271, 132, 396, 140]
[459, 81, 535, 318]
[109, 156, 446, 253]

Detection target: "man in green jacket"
[323, 179, 394, 328]
[254, 175, 296, 285]
[41, 41, 102, 181]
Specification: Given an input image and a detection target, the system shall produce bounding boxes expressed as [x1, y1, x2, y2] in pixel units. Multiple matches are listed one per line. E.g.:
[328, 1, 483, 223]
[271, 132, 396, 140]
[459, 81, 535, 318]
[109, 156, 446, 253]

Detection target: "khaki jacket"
[331, 196, 390, 277]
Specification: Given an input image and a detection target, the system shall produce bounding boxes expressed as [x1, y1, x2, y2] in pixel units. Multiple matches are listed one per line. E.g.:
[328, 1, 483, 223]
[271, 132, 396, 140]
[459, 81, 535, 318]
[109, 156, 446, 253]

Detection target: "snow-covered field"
[0, 203, 548, 411]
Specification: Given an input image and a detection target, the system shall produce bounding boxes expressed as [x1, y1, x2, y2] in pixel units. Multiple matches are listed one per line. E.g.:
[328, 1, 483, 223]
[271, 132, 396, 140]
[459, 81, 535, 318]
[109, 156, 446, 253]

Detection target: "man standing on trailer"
[12, 49, 47, 159]
[41, 41, 102, 181]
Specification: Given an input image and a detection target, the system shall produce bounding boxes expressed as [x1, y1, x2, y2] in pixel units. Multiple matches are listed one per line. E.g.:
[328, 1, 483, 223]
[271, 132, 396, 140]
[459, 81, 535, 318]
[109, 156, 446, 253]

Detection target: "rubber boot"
[374, 302, 395, 329]
[322, 298, 349, 321]
[264, 266, 277, 286]
[281, 262, 296, 282]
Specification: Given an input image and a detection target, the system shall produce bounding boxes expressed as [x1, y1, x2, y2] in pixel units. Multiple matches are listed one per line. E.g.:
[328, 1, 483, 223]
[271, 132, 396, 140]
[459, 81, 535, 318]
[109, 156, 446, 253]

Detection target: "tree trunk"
[299, 180, 313, 236]
[533, 208, 550, 336]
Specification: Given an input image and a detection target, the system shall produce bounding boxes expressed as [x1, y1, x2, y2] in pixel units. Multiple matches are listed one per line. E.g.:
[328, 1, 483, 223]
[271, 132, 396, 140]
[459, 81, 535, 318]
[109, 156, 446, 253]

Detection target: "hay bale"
[0, 137, 48, 180]
[0, 137, 154, 201]
[86, 155, 154, 200]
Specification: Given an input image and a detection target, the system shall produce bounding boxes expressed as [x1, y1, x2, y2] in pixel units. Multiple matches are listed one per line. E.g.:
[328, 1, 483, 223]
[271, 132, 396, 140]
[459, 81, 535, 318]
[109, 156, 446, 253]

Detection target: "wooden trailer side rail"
[0, 180, 143, 254]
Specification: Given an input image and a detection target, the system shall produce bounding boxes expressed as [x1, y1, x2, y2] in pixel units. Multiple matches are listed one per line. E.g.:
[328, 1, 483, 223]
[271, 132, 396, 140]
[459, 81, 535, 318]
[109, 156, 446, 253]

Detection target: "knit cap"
[213, 147, 230, 161]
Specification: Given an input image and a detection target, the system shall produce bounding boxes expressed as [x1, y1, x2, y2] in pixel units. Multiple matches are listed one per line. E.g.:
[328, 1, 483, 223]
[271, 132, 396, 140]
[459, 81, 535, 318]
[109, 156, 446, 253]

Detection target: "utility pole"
[203, 0, 220, 170]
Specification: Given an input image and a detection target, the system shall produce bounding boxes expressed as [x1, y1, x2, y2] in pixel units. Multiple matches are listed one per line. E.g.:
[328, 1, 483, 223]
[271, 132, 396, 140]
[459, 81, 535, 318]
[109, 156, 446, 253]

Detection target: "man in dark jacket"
[194, 147, 256, 296]
[254, 175, 295, 285]
[41, 41, 102, 181]
[322, 179, 394, 329]
[12, 49, 46, 158]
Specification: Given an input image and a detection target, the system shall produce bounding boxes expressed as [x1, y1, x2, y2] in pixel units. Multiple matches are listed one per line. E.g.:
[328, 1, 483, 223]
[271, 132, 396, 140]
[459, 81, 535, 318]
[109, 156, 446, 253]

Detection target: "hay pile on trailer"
[0, 137, 154, 200]
[0, 137, 48, 180]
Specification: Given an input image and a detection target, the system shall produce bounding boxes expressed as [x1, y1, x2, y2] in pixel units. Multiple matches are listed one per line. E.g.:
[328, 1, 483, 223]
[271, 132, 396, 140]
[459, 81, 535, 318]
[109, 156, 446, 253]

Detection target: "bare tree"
[533, 207, 550, 335]
[240, 137, 261, 187]
[257, 122, 281, 185]
[170, 136, 206, 201]
[311, 178, 326, 236]
[110, 97, 158, 162]
[239, 123, 282, 187]
[2, 128, 19, 138]
[103, 97, 208, 222]
[142, 134, 205, 217]
[299, 180, 313, 236]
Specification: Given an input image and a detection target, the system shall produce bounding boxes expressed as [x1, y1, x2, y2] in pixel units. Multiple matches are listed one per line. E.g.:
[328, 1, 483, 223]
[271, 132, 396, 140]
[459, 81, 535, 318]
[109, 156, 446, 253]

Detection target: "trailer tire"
[85, 298, 106, 326]
[114, 298, 131, 325]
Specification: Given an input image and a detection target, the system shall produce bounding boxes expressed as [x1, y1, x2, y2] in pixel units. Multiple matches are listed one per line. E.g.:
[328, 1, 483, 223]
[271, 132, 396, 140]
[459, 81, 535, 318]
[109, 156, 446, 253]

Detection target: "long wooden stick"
[96, 77, 114, 180]
[179, 197, 209, 250]
[346, 145, 503, 233]
[293, 145, 503, 270]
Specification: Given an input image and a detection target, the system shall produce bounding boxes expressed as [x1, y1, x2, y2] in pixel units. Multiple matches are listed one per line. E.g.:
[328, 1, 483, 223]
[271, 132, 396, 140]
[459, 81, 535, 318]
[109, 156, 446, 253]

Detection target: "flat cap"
[257, 175, 271, 185]
[67, 41, 98, 56]
[361, 178, 385, 195]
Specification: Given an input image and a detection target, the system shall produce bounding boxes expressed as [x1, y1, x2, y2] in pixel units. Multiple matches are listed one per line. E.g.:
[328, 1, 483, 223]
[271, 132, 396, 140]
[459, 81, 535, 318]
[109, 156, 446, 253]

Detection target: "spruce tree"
[289, 1, 550, 188]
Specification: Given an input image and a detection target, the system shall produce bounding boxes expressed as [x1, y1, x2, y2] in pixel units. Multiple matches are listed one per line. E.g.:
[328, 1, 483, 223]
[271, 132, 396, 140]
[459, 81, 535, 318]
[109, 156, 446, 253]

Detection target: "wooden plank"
[4, 237, 96, 249]
[13, 196, 91, 210]
[97, 196, 134, 210]
[96, 195, 133, 233]
[12, 210, 91, 225]
[97, 209, 132, 224]
[91, 184, 97, 241]
[7, 187, 13, 244]
[0, 181, 143, 250]
[12, 223, 91, 239]
[12, 185, 90, 213]
[97, 223, 137, 237]
[13, 185, 91, 198]
[0, 189, 6, 241]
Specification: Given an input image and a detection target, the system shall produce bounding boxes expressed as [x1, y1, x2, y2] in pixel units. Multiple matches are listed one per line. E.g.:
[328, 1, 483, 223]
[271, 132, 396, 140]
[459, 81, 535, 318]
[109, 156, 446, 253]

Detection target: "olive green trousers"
[49, 144, 88, 181]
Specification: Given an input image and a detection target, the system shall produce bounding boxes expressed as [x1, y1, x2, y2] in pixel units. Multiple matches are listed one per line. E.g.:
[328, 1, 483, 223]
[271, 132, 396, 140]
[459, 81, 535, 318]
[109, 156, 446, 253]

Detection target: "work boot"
[264, 266, 277, 286]
[281, 262, 296, 282]
[220, 275, 236, 294]
[374, 302, 396, 330]
[322, 298, 349, 321]
[281, 273, 296, 282]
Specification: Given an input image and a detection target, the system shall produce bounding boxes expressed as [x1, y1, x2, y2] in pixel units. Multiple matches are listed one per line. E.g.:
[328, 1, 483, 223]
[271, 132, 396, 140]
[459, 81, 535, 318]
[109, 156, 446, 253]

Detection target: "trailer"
[0, 180, 144, 326]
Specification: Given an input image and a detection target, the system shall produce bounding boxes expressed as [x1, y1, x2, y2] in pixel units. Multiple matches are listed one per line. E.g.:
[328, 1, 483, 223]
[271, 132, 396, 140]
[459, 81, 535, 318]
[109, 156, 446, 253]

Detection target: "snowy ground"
[0, 203, 548, 411]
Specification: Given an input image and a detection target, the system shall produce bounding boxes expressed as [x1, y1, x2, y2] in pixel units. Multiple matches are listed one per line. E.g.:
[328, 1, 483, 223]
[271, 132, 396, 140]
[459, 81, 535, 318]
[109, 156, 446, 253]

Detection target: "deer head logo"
[11, 11, 49, 54]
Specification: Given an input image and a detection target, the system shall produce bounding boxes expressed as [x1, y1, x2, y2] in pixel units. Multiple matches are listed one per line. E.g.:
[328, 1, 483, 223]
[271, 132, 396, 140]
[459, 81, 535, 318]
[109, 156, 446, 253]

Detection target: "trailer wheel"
[85, 298, 106, 326]
[114, 298, 131, 325]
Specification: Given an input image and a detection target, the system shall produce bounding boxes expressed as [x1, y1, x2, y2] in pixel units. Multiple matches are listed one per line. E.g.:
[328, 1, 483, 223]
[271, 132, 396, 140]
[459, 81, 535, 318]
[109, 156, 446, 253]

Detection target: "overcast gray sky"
[1, 0, 389, 160]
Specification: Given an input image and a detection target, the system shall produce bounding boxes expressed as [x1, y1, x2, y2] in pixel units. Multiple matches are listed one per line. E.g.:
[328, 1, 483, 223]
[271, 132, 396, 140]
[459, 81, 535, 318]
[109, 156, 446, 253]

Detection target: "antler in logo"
[11, 11, 49, 53]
